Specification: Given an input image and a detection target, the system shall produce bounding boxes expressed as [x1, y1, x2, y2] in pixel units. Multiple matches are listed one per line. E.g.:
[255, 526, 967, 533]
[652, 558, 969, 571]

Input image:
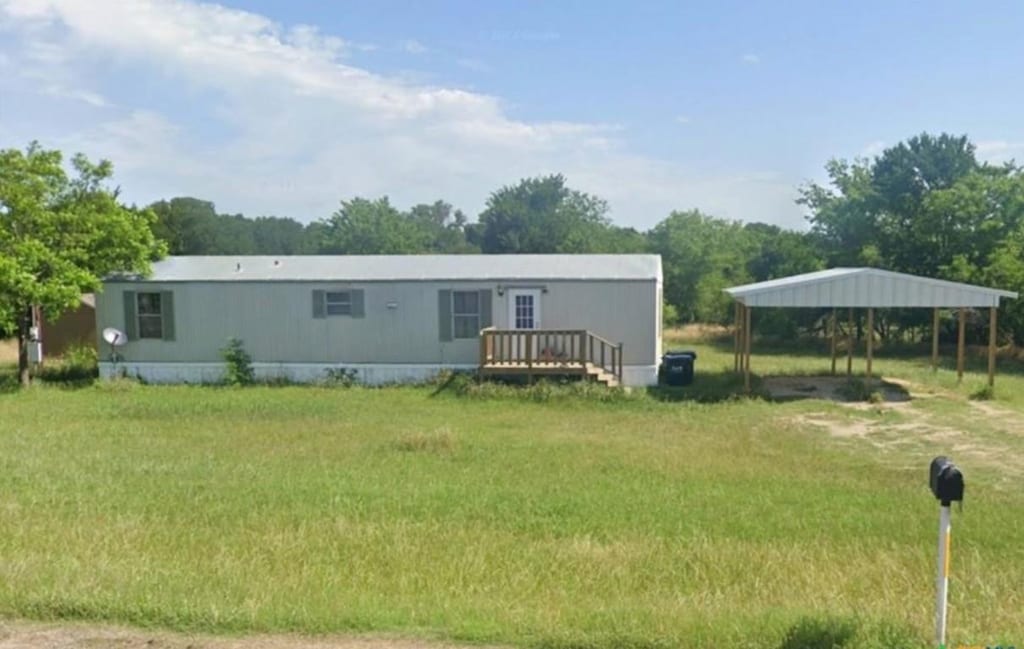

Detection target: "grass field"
[1, 332, 1023, 648]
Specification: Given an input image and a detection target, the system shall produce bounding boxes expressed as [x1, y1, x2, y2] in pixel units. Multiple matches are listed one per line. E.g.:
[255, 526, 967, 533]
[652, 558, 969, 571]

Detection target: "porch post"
[931, 307, 940, 372]
[956, 307, 966, 384]
[988, 306, 998, 389]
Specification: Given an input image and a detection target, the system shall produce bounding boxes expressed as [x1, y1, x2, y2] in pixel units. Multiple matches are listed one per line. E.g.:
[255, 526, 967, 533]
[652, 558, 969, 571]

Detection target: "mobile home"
[96, 254, 663, 387]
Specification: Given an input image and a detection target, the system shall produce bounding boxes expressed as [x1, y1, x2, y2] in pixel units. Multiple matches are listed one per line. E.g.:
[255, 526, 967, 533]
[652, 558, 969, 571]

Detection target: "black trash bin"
[659, 351, 697, 386]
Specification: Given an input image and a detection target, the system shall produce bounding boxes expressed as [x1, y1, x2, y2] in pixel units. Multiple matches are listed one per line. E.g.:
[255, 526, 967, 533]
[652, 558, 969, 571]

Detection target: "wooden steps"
[478, 361, 620, 387]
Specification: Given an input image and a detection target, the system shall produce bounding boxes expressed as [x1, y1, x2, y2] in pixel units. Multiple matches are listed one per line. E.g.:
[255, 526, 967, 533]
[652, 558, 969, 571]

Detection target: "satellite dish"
[103, 327, 127, 346]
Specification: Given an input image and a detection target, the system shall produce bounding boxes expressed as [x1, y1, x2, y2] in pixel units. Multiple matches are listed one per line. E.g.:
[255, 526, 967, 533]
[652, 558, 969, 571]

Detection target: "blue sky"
[1, 0, 1022, 229]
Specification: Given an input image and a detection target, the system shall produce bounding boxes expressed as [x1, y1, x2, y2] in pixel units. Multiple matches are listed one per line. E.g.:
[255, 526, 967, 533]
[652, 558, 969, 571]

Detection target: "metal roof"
[725, 268, 1018, 308]
[115, 254, 662, 283]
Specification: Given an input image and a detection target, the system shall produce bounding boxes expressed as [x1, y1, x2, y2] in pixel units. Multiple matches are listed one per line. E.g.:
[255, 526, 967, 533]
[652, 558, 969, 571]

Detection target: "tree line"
[4, 132, 1024, 385]
[148, 133, 1024, 344]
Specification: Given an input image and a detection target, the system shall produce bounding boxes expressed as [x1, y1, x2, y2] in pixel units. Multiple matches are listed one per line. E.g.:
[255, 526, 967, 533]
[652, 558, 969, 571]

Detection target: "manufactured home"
[96, 255, 663, 387]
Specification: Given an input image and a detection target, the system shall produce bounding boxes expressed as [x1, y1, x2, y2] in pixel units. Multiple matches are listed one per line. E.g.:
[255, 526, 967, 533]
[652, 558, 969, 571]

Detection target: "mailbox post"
[929, 456, 964, 649]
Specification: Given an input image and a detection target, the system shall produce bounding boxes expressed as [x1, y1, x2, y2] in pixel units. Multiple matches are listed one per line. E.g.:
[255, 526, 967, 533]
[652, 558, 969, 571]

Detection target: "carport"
[724, 268, 1018, 393]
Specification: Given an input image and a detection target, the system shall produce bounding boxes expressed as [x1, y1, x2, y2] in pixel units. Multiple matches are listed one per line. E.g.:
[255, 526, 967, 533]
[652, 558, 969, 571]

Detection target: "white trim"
[725, 267, 1017, 308]
[99, 362, 659, 387]
[99, 362, 476, 385]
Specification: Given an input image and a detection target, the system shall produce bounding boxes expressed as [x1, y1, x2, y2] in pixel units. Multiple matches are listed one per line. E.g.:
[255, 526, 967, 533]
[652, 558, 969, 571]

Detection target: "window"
[452, 290, 480, 339]
[137, 292, 163, 339]
[325, 291, 351, 316]
[514, 294, 536, 329]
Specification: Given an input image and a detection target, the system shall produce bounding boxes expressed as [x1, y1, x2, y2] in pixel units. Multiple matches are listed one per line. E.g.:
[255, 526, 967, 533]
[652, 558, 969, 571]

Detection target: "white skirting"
[99, 362, 660, 387]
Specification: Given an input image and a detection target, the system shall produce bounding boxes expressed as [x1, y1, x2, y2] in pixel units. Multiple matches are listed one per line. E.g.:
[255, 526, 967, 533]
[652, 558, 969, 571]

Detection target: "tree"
[0, 143, 164, 385]
[251, 216, 312, 254]
[647, 210, 757, 323]
[150, 197, 219, 255]
[801, 132, 1024, 342]
[318, 197, 431, 254]
[798, 158, 882, 267]
[476, 175, 612, 253]
[406, 200, 478, 253]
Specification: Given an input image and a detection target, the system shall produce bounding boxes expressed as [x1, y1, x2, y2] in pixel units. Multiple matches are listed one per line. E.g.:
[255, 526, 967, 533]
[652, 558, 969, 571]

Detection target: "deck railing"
[479, 327, 623, 384]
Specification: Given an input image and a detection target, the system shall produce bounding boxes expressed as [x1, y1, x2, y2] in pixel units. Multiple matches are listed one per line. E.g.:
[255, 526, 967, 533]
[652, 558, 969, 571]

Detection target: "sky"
[1, 0, 1023, 230]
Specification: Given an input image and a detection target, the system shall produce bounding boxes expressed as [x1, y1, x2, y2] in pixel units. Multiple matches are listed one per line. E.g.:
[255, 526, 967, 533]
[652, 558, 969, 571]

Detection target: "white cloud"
[401, 39, 428, 55]
[675, 115, 691, 125]
[741, 53, 760, 65]
[0, 0, 805, 228]
[41, 84, 109, 107]
[976, 140, 1024, 164]
[860, 140, 886, 158]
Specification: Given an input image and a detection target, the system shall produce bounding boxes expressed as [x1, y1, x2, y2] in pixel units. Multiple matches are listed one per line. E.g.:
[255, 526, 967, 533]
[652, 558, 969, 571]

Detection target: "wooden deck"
[479, 328, 623, 387]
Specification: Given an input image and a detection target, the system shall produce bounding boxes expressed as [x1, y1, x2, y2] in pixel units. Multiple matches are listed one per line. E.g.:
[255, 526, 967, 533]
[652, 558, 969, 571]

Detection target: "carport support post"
[744, 304, 752, 393]
[866, 307, 874, 382]
[931, 308, 940, 371]
[988, 306, 998, 389]
[956, 308, 966, 384]
[734, 302, 741, 373]
[846, 308, 854, 377]
[829, 308, 837, 376]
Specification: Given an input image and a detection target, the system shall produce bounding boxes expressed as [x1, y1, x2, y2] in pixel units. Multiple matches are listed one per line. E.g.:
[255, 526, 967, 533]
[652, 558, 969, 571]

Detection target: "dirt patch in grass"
[762, 376, 912, 405]
[790, 395, 1024, 480]
[0, 621, 505, 649]
[967, 399, 1024, 436]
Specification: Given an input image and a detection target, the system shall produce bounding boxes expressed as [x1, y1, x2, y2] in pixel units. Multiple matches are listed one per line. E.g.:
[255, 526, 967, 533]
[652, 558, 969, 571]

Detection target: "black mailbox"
[929, 456, 964, 505]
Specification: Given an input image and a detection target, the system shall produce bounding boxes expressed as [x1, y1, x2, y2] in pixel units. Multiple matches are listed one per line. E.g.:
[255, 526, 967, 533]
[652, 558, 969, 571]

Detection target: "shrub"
[778, 616, 857, 649]
[38, 344, 98, 383]
[836, 378, 870, 402]
[777, 616, 923, 649]
[662, 301, 680, 328]
[970, 385, 995, 401]
[321, 366, 358, 387]
[220, 337, 254, 386]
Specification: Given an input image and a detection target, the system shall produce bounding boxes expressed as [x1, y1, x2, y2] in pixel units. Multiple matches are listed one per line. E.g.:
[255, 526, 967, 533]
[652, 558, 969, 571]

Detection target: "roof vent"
[273, 259, 281, 267]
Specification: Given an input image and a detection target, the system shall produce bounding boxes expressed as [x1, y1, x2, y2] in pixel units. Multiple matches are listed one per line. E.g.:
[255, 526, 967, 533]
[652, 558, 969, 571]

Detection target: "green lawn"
[1, 337, 1023, 648]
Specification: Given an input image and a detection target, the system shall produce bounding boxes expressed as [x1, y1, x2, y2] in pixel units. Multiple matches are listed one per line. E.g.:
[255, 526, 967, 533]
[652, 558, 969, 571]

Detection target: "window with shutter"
[452, 290, 481, 339]
[136, 292, 164, 339]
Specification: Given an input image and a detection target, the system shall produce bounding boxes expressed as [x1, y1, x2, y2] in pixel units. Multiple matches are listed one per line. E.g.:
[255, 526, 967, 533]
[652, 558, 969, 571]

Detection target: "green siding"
[95, 279, 658, 365]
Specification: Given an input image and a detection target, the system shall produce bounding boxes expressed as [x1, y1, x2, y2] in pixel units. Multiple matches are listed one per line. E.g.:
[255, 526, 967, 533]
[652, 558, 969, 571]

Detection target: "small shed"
[724, 268, 1018, 391]
[96, 254, 663, 387]
[40, 294, 97, 358]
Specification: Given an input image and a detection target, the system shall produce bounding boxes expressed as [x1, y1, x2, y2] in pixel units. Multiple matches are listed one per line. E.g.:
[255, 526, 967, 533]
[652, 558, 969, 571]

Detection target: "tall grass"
[0, 342, 1022, 647]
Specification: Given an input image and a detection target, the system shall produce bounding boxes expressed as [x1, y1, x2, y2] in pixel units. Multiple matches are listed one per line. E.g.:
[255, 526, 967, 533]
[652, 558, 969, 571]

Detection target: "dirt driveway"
[0, 622, 503, 649]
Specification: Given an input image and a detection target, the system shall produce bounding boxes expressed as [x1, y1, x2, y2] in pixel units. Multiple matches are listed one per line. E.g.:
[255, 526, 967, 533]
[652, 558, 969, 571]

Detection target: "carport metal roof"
[724, 267, 1018, 393]
[724, 267, 1018, 308]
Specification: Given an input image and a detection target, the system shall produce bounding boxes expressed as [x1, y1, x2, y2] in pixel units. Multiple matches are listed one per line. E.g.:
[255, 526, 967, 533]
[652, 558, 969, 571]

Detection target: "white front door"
[507, 289, 541, 330]
[506, 289, 541, 361]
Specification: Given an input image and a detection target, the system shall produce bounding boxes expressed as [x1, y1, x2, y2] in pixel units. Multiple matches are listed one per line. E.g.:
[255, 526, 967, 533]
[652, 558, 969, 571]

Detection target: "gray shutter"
[161, 291, 175, 341]
[438, 289, 452, 342]
[351, 289, 365, 318]
[479, 289, 492, 329]
[123, 290, 137, 340]
[312, 290, 325, 318]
